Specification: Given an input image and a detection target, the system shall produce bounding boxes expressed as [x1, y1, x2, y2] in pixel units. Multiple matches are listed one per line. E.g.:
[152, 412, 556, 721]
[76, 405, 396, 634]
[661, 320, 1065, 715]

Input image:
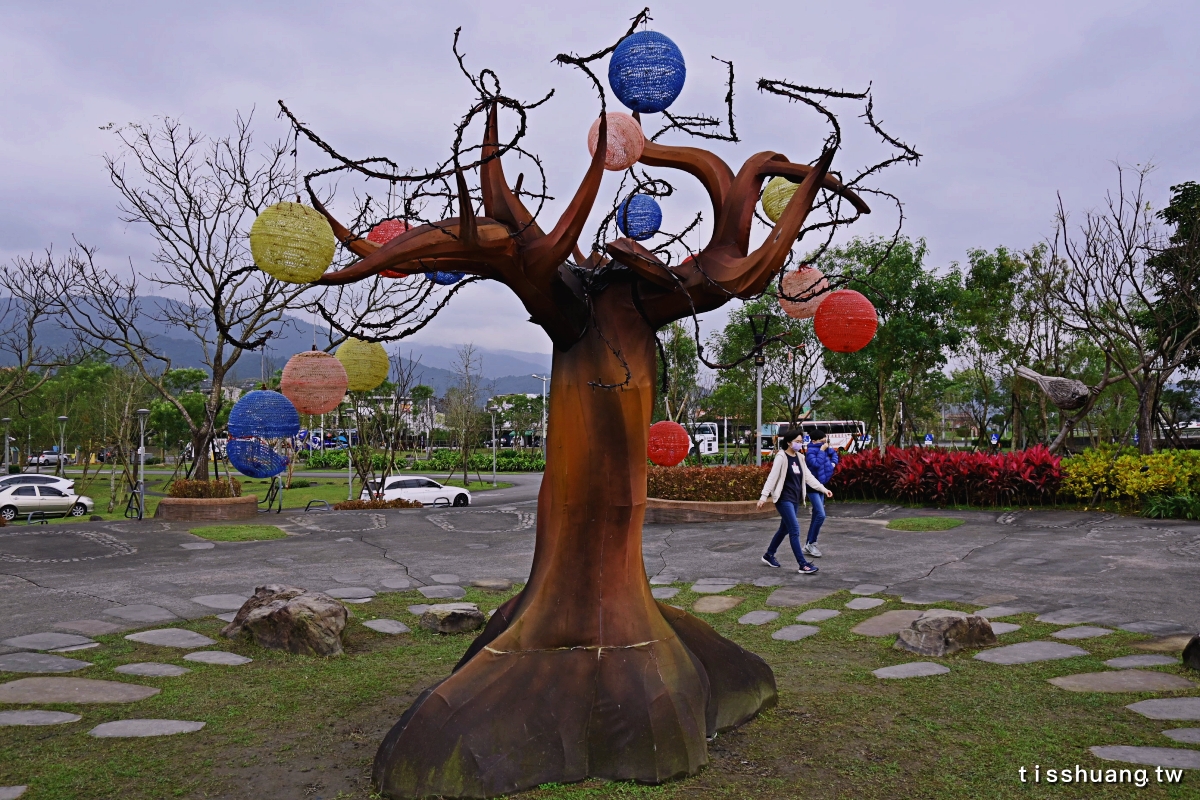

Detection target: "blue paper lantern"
[617, 194, 662, 241]
[228, 390, 300, 439]
[426, 271, 464, 285]
[227, 438, 289, 479]
[608, 31, 686, 114]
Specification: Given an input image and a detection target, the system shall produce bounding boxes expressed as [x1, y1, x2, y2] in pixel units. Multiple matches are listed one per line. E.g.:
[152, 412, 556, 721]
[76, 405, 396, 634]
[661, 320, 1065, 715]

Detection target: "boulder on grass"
[1184, 635, 1200, 672]
[894, 609, 996, 657]
[419, 603, 486, 634]
[221, 585, 348, 656]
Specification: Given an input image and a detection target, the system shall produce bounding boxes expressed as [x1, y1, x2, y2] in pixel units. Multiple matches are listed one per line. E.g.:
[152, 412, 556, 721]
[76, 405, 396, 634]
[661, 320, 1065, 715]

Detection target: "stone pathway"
[363, 619, 410, 635]
[125, 629, 216, 648]
[796, 609, 840, 623]
[55, 620, 121, 636]
[990, 622, 1022, 636]
[0, 710, 80, 726]
[1164, 729, 1200, 744]
[1035, 608, 1110, 625]
[189, 594, 249, 611]
[693, 596, 742, 614]
[691, 579, 736, 594]
[975, 606, 1025, 618]
[2, 632, 93, 651]
[973, 641, 1088, 665]
[873, 662, 949, 679]
[1127, 698, 1200, 720]
[766, 588, 835, 607]
[89, 719, 206, 738]
[0, 677, 159, 703]
[418, 585, 466, 600]
[851, 610, 923, 637]
[1104, 654, 1178, 669]
[184, 651, 251, 666]
[429, 574, 460, 584]
[0, 786, 26, 799]
[772, 625, 819, 641]
[738, 611, 779, 626]
[1051, 626, 1113, 640]
[114, 663, 191, 677]
[104, 605, 178, 623]
[1090, 745, 1200, 769]
[1048, 670, 1195, 693]
[471, 579, 514, 591]
[845, 597, 884, 610]
[407, 604, 430, 616]
[651, 587, 679, 599]
[850, 584, 886, 595]
[326, 587, 376, 601]
[1133, 635, 1194, 653]
[0, 653, 91, 674]
[381, 577, 411, 589]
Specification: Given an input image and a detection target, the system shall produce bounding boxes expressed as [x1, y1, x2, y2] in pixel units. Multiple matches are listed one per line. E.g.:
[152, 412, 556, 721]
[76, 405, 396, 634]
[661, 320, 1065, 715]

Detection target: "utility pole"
[57, 416, 69, 478]
[136, 409, 149, 520]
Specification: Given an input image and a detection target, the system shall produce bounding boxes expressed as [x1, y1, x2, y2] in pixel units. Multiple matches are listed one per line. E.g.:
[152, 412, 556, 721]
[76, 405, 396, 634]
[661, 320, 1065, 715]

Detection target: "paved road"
[2, 476, 1198, 641]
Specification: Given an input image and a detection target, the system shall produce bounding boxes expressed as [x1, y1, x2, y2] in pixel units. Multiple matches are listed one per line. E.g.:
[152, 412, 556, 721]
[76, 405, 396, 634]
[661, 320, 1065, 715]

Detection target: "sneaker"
[806, 542, 823, 558]
[798, 564, 819, 575]
[761, 553, 781, 568]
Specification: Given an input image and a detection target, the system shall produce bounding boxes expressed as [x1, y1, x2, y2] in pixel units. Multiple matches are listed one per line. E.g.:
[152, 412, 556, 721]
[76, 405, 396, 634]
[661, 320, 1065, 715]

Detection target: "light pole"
[56, 415, 68, 478]
[135, 409, 149, 520]
[748, 314, 770, 467]
[1, 417, 9, 475]
[532, 374, 548, 461]
[488, 404, 498, 487]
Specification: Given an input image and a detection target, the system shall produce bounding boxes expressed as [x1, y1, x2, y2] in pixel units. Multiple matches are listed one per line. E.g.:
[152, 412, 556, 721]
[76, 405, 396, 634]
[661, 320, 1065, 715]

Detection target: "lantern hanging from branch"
[336, 337, 390, 391]
[587, 112, 645, 171]
[617, 194, 662, 241]
[608, 31, 686, 114]
[228, 390, 301, 439]
[249, 201, 337, 284]
[227, 437, 289, 479]
[368, 220, 414, 278]
[647, 420, 691, 467]
[814, 290, 878, 353]
[778, 266, 829, 319]
[280, 350, 349, 415]
[761, 177, 801, 224]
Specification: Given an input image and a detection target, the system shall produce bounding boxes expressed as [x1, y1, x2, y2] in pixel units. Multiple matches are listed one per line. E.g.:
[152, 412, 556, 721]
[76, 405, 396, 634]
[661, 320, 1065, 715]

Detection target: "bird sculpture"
[1015, 366, 1091, 410]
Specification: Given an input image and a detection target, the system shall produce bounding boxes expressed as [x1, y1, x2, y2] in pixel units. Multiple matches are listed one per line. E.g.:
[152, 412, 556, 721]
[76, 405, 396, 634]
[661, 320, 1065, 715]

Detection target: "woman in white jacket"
[755, 427, 832, 574]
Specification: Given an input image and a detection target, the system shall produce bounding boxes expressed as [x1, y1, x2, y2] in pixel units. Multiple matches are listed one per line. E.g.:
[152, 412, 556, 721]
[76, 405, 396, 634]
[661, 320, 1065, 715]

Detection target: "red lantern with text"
[647, 420, 691, 467]
[814, 289, 877, 353]
[368, 220, 412, 278]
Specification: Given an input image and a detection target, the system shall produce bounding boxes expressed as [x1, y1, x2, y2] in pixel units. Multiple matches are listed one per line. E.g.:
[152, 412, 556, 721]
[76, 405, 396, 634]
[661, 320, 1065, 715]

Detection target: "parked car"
[361, 476, 470, 507]
[27, 450, 73, 466]
[0, 484, 94, 521]
[0, 474, 75, 493]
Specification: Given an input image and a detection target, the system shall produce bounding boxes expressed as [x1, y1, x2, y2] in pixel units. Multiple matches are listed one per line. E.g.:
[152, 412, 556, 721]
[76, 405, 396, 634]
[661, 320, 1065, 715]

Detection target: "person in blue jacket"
[802, 427, 839, 558]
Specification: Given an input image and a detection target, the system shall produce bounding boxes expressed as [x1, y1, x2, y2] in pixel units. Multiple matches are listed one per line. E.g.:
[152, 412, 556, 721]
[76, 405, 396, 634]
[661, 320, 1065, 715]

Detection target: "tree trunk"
[373, 285, 776, 799]
[1137, 376, 1158, 455]
[877, 372, 887, 455]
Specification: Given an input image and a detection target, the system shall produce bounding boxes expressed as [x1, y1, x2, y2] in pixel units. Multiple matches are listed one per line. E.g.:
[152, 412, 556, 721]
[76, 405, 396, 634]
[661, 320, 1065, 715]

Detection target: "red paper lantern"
[778, 266, 829, 319]
[368, 220, 412, 279]
[280, 350, 349, 415]
[648, 420, 691, 467]
[814, 290, 878, 353]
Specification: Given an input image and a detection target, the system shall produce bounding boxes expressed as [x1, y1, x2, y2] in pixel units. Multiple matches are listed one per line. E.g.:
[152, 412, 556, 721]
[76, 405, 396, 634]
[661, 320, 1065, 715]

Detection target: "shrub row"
[1059, 447, 1200, 509]
[647, 465, 769, 502]
[333, 498, 422, 510]
[424, 449, 546, 473]
[168, 479, 242, 498]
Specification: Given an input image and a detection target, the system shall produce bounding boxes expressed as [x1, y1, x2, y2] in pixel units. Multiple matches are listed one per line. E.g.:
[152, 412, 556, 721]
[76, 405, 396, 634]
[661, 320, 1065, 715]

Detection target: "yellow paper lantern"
[249, 201, 337, 284]
[761, 176, 801, 224]
[336, 337, 390, 392]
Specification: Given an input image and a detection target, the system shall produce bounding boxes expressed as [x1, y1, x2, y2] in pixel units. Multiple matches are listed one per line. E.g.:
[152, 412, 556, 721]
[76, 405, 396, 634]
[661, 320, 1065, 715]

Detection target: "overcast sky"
[2, 0, 1196, 355]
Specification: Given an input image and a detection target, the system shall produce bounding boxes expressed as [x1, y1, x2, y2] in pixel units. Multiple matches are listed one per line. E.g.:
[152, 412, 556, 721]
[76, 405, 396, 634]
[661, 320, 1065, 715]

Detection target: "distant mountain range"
[7, 296, 551, 398]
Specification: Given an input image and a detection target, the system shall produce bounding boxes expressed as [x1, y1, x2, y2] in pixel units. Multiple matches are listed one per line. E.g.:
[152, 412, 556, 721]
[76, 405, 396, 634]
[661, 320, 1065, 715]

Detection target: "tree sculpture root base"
[373, 599, 776, 799]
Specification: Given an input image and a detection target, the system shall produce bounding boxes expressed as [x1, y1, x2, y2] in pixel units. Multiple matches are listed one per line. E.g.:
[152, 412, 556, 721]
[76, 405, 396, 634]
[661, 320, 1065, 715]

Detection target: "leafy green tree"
[654, 321, 698, 423]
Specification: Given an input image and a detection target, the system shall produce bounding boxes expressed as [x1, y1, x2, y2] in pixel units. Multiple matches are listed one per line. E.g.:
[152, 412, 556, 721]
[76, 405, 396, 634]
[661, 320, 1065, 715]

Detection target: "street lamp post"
[532, 374, 548, 461]
[488, 405, 498, 487]
[135, 409, 149, 520]
[1, 417, 9, 475]
[56, 415, 69, 478]
[748, 314, 771, 467]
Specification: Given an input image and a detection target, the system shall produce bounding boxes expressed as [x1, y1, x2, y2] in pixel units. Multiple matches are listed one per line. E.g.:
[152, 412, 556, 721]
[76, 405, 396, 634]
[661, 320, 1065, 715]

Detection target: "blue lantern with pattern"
[227, 438, 289, 478]
[608, 31, 686, 114]
[616, 194, 662, 241]
[426, 271, 464, 285]
[227, 390, 300, 439]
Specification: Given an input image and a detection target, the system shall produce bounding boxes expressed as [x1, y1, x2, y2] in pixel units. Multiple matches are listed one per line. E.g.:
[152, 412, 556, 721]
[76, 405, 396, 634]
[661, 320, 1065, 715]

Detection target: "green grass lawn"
[2, 586, 1196, 798]
[187, 525, 288, 542]
[886, 516, 966, 531]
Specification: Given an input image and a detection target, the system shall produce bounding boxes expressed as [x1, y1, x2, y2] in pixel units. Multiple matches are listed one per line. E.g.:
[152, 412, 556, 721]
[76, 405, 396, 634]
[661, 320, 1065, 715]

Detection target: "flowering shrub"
[648, 465, 769, 502]
[829, 446, 1061, 507]
[168, 479, 242, 498]
[332, 498, 422, 510]
[1060, 447, 1200, 509]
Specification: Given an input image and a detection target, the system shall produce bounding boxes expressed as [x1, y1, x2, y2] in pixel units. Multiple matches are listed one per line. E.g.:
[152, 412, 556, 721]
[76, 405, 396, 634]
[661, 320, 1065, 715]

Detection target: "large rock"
[418, 603, 486, 634]
[1184, 635, 1200, 671]
[220, 585, 348, 656]
[894, 609, 996, 657]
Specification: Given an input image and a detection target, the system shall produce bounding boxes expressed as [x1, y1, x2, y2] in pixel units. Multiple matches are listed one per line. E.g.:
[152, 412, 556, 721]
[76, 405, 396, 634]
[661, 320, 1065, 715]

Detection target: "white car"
[27, 451, 73, 466]
[361, 476, 471, 507]
[0, 474, 75, 493]
[0, 484, 95, 521]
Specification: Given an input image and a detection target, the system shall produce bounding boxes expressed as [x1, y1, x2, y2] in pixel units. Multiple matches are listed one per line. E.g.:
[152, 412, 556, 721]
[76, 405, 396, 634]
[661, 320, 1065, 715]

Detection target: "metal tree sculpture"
[275, 19, 903, 798]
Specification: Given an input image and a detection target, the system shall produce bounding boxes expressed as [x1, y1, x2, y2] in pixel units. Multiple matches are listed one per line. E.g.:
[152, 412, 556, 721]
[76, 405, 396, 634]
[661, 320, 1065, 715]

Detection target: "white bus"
[685, 422, 719, 456]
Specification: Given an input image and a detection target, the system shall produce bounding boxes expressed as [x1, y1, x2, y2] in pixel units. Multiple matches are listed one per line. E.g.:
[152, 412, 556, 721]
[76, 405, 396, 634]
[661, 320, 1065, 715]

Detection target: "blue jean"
[806, 492, 827, 545]
[766, 500, 812, 568]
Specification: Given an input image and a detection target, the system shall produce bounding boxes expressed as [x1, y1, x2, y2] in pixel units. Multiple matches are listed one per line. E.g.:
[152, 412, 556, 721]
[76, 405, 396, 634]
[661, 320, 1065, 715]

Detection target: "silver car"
[0, 474, 75, 493]
[0, 484, 94, 521]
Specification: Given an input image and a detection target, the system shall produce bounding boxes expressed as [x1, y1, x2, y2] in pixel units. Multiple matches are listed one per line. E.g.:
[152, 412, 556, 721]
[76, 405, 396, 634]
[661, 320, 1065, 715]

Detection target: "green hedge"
[425, 448, 545, 472]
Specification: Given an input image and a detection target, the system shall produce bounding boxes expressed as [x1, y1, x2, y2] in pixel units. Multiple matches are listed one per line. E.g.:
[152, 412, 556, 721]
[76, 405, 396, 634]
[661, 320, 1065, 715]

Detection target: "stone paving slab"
[2, 633, 93, 651]
[1089, 745, 1200, 769]
[1132, 635, 1194, 653]
[115, 662, 191, 677]
[189, 594, 249, 611]
[1120, 620, 1193, 635]
[974, 641, 1089, 665]
[54, 620, 121, 636]
[692, 583, 736, 594]
[50, 643, 99, 653]
[972, 594, 1019, 605]
[125, 629, 216, 648]
[363, 619, 410, 635]
[0, 653, 92, 674]
[1163, 728, 1200, 744]
[1051, 626, 1114, 640]
[648, 575, 676, 585]
[991, 622, 1022, 636]
[104, 605, 178, 624]
[1035, 607, 1111, 625]
[430, 574, 461, 584]
[381, 577, 411, 590]
[771, 625, 819, 641]
[1049, 669, 1196, 692]
[738, 611, 779, 626]
[0, 786, 26, 799]
[471, 579, 513, 591]
[851, 610, 924, 637]
[752, 576, 784, 587]
[89, 719, 206, 738]
[796, 609, 841, 623]
[215, 613, 237, 623]
[975, 606, 1026, 619]
[1105, 654, 1178, 669]
[0, 710, 81, 726]
[851, 584, 886, 595]
[1127, 698, 1200, 720]
[183, 651, 251, 666]
[418, 585, 466, 600]
[325, 587, 376, 600]
[846, 597, 885, 610]
[693, 596, 742, 614]
[407, 605, 431, 616]
[766, 588, 836, 608]
[651, 587, 679, 599]
[873, 662, 949, 679]
[0, 677, 160, 704]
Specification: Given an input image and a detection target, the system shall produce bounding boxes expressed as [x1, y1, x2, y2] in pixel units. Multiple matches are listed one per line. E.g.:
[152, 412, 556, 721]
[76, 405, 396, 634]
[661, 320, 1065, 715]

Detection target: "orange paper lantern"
[648, 420, 691, 467]
[368, 220, 412, 278]
[814, 290, 878, 353]
[280, 350, 349, 415]
[778, 266, 829, 319]
[587, 112, 645, 171]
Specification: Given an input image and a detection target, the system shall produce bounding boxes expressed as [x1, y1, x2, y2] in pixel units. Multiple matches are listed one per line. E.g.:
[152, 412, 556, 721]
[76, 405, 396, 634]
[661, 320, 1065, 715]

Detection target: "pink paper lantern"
[778, 266, 830, 320]
[280, 350, 349, 415]
[587, 112, 645, 172]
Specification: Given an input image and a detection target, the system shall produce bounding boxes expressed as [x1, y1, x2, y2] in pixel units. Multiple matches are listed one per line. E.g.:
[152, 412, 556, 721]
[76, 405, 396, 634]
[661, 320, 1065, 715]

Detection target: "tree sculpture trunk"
[372, 285, 776, 798]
